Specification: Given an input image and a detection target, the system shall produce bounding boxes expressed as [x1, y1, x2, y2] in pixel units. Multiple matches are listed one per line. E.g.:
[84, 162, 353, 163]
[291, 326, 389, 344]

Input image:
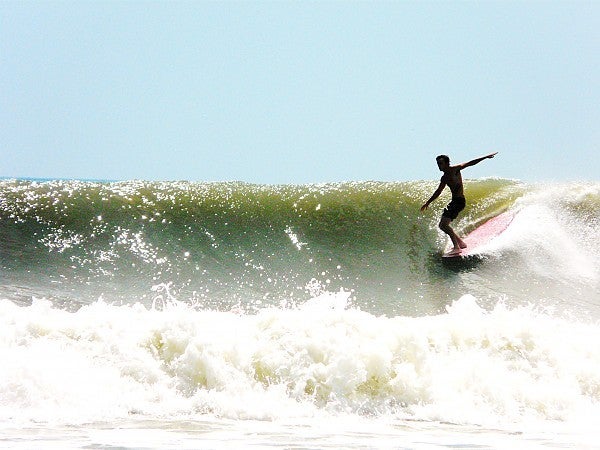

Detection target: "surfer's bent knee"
[439, 218, 452, 231]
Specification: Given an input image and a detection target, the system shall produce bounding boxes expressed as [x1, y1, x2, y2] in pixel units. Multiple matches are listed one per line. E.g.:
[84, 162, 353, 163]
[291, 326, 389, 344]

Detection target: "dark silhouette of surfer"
[421, 152, 497, 254]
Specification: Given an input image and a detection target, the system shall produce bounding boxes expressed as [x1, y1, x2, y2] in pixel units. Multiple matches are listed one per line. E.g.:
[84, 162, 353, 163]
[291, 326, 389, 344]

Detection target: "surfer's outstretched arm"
[421, 180, 446, 211]
[458, 152, 498, 170]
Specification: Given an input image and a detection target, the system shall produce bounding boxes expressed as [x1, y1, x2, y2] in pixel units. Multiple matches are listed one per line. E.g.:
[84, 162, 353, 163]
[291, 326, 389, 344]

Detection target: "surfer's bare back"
[421, 152, 498, 254]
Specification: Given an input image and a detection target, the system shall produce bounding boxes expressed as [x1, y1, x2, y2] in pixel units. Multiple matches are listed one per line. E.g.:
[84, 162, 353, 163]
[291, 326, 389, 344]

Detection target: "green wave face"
[1, 179, 597, 317]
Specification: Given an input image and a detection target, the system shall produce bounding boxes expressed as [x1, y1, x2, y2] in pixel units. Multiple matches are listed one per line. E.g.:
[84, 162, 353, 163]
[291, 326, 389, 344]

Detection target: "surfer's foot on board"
[458, 239, 467, 249]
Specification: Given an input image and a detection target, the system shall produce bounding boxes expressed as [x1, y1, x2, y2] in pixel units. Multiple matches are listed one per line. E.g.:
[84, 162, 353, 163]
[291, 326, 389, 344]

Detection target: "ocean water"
[0, 178, 599, 449]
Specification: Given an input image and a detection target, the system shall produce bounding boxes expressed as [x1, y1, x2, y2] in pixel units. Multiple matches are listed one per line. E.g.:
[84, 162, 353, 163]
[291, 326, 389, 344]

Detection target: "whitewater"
[0, 178, 599, 449]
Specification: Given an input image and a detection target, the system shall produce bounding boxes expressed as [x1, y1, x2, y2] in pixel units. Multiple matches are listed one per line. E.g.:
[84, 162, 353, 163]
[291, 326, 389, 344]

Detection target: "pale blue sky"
[1, 1, 598, 183]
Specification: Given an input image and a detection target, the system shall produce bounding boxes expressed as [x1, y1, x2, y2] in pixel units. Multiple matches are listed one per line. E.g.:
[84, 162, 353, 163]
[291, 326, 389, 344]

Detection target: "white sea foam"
[462, 185, 600, 288]
[1, 292, 599, 431]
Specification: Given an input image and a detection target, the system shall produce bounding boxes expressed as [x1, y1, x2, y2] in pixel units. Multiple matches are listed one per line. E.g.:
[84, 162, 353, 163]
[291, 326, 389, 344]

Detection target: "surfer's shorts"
[442, 197, 466, 221]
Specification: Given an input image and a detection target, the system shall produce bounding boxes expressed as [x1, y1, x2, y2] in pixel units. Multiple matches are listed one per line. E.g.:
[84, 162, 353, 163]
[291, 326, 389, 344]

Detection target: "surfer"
[420, 152, 498, 254]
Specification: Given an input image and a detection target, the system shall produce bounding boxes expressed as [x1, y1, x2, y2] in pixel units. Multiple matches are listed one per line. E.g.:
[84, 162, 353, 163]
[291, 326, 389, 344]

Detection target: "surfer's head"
[436, 155, 450, 171]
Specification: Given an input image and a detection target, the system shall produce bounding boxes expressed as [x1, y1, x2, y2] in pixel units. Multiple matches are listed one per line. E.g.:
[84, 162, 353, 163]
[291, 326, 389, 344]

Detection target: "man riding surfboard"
[421, 152, 498, 255]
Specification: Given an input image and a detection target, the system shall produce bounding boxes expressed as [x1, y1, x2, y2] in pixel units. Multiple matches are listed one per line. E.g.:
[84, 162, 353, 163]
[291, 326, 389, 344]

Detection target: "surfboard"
[442, 211, 515, 258]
